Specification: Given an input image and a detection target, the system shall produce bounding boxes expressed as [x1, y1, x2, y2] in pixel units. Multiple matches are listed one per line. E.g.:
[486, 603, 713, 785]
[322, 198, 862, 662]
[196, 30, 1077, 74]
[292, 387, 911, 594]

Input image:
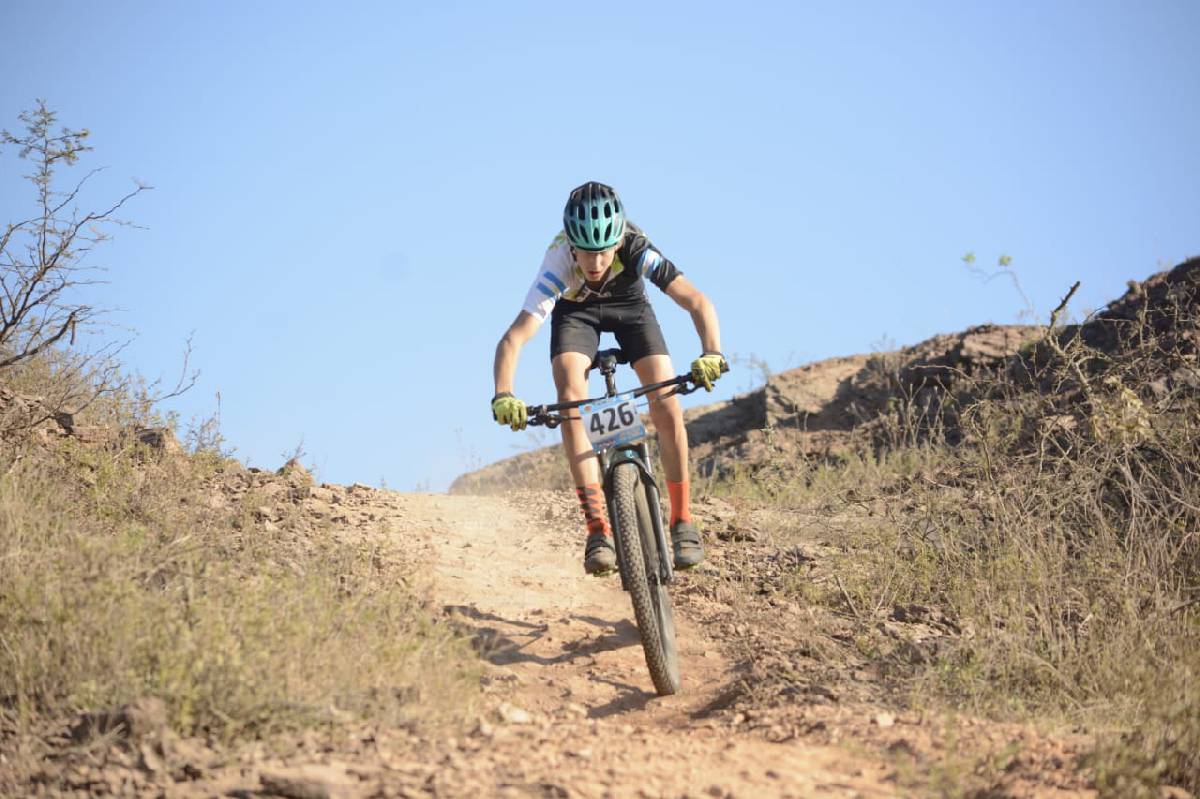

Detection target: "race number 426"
[582, 392, 647, 450]
[589, 400, 636, 435]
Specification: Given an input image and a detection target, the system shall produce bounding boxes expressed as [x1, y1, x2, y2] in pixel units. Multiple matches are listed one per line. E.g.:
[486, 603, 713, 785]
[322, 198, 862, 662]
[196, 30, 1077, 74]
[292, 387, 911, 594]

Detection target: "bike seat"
[591, 348, 629, 373]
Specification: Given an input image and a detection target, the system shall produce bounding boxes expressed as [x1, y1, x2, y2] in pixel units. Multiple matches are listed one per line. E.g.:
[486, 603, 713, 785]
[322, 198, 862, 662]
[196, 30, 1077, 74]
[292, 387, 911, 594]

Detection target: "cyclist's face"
[572, 245, 619, 282]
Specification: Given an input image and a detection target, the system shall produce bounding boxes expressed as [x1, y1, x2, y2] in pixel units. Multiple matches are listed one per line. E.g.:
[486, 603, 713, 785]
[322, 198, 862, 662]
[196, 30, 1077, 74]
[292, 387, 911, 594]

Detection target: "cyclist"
[491, 181, 727, 575]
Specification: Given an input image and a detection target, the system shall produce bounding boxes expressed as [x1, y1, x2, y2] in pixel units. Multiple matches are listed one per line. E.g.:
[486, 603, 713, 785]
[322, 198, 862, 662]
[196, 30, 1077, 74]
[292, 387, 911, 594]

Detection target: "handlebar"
[526, 373, 699, 429]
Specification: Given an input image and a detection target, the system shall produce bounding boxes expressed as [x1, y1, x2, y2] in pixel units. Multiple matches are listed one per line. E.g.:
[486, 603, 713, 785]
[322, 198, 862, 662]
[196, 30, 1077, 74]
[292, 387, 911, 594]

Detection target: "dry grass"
[0, 385, 480, 751]
[707, 270, 1200, 792]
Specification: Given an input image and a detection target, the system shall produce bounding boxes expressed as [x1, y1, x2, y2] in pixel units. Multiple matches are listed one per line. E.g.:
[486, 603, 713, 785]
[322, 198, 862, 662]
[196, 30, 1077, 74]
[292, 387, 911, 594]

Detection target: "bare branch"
[153, 333, 200, 403]
[1, 104, 148, 377]
[49, 166, 106, 217]
[0, 308, 80, 370]
[834, 574, 863, 622]
[1048, 281, 1081, 332]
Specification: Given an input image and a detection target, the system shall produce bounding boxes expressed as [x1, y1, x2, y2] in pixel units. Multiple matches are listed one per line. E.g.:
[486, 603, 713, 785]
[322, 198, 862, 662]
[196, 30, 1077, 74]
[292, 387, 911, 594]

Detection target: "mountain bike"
[525, 348, 701, 696]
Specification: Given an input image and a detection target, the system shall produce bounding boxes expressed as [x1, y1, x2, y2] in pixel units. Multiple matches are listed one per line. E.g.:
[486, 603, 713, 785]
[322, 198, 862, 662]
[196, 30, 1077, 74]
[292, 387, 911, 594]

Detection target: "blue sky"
[3, 1, 1197, 490]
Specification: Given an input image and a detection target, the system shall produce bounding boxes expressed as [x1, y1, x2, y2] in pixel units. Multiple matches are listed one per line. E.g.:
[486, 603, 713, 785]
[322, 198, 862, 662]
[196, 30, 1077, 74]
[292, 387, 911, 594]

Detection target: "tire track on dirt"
[410, 490, 898, 798]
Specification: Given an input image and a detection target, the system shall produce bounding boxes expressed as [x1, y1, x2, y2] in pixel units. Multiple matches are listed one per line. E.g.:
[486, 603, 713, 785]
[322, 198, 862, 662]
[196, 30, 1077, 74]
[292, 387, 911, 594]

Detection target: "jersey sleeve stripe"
[536, 282, 557, 299]
[542, 271, 567, 293]
[639, 250, 661, 276]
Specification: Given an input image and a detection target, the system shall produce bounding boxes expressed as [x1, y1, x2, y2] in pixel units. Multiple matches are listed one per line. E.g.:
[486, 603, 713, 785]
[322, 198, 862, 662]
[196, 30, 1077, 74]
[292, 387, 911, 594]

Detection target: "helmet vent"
[603, 203, 612, 218]
[603, 223, 612, 241]
[591, 206, 599, 220]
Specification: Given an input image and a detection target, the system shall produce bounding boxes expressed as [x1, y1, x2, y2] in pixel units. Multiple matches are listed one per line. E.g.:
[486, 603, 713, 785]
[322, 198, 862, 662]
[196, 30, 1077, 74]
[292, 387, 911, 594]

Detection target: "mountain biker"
[491, 181, 727, 575]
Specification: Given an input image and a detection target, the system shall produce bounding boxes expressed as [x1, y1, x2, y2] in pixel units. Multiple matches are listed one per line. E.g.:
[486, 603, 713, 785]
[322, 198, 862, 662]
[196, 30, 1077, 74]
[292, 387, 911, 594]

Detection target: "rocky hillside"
[453, 256, 1199, 495]
[5, 256, 1195, 797]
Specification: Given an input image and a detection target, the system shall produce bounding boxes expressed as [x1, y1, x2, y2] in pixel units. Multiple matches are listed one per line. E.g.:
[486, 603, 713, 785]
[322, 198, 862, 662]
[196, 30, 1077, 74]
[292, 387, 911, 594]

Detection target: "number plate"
[582, 392, 646, 451]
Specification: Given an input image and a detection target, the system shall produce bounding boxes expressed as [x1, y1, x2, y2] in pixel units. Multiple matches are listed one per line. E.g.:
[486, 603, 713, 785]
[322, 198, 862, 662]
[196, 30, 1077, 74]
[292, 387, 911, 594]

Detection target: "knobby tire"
[611, 462, 681, 695]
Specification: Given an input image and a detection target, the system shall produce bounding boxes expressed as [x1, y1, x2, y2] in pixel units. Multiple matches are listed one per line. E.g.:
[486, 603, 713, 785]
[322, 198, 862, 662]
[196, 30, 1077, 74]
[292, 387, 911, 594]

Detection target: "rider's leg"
[553, 351, 603, 486]
[553, 351, 616, 574]
[633, 354, 704, 568]
[631, 354, 687, 485]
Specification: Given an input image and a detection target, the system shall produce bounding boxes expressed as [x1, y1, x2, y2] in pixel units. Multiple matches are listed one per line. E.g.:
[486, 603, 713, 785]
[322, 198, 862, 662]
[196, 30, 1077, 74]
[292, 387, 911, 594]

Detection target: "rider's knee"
[556, 381, 588, 402]
[649, 395, 683, 427]
[552, 355, 591, 402]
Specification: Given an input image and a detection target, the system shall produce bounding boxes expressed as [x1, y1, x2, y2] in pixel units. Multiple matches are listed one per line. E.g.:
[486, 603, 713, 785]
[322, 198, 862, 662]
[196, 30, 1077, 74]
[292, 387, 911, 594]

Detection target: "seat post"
[603, 366, 617, 398]
[593, 349, 623, 398]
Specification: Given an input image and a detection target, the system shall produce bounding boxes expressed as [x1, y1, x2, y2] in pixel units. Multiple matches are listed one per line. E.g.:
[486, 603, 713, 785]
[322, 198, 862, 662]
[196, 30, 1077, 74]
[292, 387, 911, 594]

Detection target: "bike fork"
[644, 474, 674, 586]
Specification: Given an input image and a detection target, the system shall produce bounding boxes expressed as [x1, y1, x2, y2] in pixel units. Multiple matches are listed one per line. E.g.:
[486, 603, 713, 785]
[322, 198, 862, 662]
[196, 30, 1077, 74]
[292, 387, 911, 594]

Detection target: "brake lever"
[526, 409, 562, 429]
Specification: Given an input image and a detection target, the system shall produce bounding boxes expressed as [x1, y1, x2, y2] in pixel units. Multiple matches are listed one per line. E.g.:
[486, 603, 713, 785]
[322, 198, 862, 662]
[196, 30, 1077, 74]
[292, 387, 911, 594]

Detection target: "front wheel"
[611, 462, 680, 695]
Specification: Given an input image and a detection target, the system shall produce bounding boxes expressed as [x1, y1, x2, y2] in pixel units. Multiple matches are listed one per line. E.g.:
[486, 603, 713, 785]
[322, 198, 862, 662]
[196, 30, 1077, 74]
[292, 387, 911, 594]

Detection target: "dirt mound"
[1078, 255, 1200, 357]
[451, 324, 1041, 493]
[451, 439, 572, 495]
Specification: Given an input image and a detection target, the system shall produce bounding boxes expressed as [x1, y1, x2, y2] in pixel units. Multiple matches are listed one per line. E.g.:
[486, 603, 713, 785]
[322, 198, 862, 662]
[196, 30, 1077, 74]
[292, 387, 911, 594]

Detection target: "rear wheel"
[611, 462, 680, 695]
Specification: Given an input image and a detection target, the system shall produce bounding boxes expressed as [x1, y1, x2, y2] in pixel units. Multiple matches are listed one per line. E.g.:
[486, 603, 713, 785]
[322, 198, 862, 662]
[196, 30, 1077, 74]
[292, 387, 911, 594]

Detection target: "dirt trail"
[406, 490, 898, 798]
[10, 479, 1096, 797]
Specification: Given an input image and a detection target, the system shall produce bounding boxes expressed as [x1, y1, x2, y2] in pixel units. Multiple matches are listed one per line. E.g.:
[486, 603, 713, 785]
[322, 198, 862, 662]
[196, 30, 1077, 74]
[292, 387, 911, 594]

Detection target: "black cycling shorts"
[549, 296, 669, 364]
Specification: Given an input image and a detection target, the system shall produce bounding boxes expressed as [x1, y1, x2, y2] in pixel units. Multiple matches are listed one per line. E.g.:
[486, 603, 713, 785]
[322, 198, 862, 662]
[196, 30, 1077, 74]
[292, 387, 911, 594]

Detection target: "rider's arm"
[665, 276, 722, 355]
[496, 239, 569, 396]
[493, 310, 542, 395]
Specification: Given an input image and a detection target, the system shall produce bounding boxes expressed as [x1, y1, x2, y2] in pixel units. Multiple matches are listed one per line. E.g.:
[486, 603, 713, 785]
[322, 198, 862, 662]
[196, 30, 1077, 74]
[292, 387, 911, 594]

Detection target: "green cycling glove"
[690, 352, 729, 392]
[491, 392, 527, 431]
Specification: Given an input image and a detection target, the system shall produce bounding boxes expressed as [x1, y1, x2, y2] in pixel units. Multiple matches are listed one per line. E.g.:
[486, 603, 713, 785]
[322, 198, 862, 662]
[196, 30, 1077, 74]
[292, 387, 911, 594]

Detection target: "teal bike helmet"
[563, 182, 626, 251]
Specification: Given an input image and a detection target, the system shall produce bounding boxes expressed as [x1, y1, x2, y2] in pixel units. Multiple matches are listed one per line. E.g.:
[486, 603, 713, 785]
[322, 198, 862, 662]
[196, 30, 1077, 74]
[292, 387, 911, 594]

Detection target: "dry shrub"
[1, 101, 480, 751]
[872, 274, 1197, 788]
[0, 434, 479, 742]
[1087, 664, 1198, 797]
[712, 264, 1199, 791]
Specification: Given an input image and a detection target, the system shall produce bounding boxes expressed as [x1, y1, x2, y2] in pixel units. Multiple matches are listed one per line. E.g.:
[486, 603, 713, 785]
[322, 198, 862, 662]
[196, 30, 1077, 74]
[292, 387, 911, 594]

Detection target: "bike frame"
[526, 349, 696, 590]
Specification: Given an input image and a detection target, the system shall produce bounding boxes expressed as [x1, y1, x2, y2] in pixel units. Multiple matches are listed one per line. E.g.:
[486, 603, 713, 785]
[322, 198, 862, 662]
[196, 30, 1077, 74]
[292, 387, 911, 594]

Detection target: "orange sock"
[667, 480, 691, 525]
[575, 483, 611, 538]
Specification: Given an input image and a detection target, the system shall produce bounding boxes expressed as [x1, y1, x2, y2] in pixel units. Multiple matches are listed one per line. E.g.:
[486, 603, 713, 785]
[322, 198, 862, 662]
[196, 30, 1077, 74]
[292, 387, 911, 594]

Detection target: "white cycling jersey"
[521, 221, 682, 322]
